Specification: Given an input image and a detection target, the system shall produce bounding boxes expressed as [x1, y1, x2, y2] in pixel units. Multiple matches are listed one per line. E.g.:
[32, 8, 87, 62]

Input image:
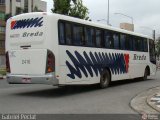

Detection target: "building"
[0, 0, 6, 67]
[120, 23, 134, 32]
[0, 0, 47, 68]
[6, 0, 47, 16]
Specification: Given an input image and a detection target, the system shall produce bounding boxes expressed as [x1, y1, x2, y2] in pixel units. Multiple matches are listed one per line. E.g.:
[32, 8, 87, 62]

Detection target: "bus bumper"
[6, 73, 59, 85]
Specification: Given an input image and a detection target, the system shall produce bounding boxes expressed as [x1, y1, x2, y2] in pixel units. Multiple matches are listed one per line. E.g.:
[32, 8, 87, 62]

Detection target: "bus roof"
[10, 12, 153, 40]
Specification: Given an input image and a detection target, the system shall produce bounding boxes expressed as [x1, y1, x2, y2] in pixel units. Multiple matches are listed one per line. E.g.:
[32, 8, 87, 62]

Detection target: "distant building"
[120, 23, 134, 32]
[0, 0, 6, 67]
[6, 0, 47, 16]
[0, 0, 47, 67]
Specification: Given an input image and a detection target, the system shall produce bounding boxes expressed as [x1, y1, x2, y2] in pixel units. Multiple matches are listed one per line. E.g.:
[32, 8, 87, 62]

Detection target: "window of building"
[0, 0, 5, 5]
[0, 12, 5, 20]
[65, 23, 72, 45]
[73, 24, 84, 46]
[16, 0, 21, 2]
[0, 41, 5, 48]
[0, 27, 5, 33]
[16, 7, 22, 15]
[84, 27, 95, 47]
[24, 0, 28, 13]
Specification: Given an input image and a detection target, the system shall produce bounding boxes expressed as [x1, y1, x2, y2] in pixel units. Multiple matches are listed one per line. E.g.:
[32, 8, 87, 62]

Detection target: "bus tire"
[143, 68, 148, 81]
[100, 69, 110, 88]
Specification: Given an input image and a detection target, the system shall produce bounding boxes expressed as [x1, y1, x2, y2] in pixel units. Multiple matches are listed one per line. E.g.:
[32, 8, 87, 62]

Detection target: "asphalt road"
[0, 71, 160, 114]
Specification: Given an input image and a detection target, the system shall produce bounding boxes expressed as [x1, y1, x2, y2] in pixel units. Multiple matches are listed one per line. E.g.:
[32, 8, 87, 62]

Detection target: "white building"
[6, 0, 47, 16]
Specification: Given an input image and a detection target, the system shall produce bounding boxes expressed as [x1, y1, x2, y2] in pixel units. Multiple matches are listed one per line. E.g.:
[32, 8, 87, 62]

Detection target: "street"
[0, 72, 160, 114]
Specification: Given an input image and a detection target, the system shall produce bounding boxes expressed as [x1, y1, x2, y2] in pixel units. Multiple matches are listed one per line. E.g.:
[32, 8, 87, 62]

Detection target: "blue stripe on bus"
[66, 50, 129, 79]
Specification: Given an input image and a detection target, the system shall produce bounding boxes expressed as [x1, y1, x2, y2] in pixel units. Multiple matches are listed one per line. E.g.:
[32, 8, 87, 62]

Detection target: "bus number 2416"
[22, 60, 30, 64]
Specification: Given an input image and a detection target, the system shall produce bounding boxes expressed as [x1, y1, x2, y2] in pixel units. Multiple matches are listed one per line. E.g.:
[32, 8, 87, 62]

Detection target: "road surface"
[0, 72, 160, 114]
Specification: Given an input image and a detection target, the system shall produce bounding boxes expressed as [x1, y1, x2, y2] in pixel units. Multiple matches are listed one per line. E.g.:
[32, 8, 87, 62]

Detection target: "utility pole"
[153, 30, 156, 41]
[107, 0, 110, 25]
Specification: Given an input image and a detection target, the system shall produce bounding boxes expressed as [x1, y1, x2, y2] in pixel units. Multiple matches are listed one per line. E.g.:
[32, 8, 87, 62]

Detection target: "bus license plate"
[22, 78, 31, 83]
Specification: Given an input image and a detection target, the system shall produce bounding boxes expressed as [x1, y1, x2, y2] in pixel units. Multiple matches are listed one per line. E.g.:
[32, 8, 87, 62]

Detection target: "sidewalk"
[147, 93, 160, 112]
[130, 86, 160, 114]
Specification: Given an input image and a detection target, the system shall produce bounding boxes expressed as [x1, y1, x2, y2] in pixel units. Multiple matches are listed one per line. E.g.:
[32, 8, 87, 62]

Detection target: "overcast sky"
[43, 0, 160, 38]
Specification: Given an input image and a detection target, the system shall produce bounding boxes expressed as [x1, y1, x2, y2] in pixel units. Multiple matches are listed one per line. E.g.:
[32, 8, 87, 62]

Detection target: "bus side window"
[129, 36, 133, 51]
[125, 35, 131, 50]
[65, 23, 72, 45]
[137, 38, 142, 51]
[84, 27, 95, 47]
[113, 33, 119, 49]
[140, 38, 144, 52]
[132, 37, 137, 51]
[104, 31, 114, 49]
[91, 28, 95, 47]
[95, 29, 102, 48]
[144, 39, 148, 52]
[141, 38, 144, 52]
[120, 34, 126, 50]
[73, 24, 83, 46]
[59, 22, 65, 44]
[104, 31, 109, 48]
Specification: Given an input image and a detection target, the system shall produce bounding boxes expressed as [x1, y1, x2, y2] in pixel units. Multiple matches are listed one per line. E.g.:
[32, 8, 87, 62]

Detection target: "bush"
[0, 68, 6, 75]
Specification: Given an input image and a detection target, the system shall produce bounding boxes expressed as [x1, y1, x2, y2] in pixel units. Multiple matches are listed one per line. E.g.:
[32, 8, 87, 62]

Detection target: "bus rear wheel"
[100, 70, 110, 88]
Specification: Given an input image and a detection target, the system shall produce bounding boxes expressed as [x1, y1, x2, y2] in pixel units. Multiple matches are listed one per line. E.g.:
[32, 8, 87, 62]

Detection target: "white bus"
[6, 12, 156, 88]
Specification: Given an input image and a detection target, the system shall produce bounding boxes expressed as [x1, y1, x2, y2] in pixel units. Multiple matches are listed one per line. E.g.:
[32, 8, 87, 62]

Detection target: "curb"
[130, 86, 160, 114]
[0, 76, 6, 80]
[147, 94, 160, 112]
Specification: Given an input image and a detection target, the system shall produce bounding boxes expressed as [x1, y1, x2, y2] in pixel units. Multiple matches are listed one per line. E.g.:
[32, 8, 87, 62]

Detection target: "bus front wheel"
[100, 69, 111, 88]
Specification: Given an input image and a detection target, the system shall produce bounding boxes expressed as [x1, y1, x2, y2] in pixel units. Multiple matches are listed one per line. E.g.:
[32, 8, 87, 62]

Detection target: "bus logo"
[11, 17, 43, 30]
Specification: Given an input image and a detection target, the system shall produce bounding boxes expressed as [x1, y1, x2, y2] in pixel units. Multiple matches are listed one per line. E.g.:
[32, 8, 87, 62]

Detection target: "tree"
[51, 0, 71, 15]
[69, 0, 89, 20]
[5, 13, 12, 21]
[52, 0, 89, 20]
